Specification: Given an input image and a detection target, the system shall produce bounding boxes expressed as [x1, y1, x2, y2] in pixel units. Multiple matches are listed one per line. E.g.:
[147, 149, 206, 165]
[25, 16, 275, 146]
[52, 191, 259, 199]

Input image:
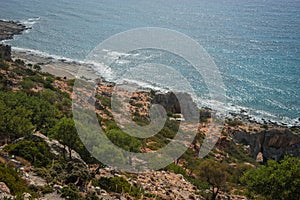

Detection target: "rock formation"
[0, 20, 26, 41]
[0, 44, 12, 61]
[0, 182, 11, 199]
[152, 92, 199, 121]
[231, 128, 300, 162]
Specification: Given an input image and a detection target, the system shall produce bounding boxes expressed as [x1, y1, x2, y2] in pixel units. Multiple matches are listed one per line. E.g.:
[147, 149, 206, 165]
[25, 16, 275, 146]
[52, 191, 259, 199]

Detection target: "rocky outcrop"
[0, 20, 26, 41]
[95, 168, 205, 200]
[0, 182, 11, 199]
[153, 92, 181, 114]
[0, 44, 12, 61]
[152, 92, 199, 121]
[231, 129, 300, 162]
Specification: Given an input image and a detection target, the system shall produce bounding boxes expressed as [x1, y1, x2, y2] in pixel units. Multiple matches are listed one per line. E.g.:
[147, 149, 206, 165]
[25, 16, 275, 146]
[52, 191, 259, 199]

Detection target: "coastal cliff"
[231, 128, 300, 162]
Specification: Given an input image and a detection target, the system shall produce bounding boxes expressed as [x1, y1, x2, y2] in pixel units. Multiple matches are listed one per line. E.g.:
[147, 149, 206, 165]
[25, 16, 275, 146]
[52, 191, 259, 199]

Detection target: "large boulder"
[152, 92, 199, 121]
[0, 182, 12, 199]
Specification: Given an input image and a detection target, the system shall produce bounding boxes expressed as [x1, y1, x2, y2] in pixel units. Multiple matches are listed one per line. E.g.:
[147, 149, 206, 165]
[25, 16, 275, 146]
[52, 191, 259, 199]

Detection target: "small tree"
[51, 117, 78, 160]
[33, 64, 41, 71]
[241, 157, 300, 200]
[196, 159, 230, 200]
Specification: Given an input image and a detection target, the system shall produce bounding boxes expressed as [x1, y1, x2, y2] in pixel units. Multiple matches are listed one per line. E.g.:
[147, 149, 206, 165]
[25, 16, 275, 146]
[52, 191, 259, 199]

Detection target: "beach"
[12, 49, 79, 79]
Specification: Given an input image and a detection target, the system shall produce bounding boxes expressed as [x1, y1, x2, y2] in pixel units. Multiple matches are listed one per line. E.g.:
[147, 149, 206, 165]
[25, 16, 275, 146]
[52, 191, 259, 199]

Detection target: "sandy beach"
[12, 49, 99, 80]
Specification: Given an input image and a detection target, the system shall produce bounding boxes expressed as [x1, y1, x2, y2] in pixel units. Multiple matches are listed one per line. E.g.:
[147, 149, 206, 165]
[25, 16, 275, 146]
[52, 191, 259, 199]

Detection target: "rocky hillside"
[0, 23, 299, 199]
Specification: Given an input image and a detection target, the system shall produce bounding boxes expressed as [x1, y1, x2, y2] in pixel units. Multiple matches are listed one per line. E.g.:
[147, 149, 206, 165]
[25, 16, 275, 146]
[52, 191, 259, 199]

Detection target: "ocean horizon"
[1, 0, 299, 126]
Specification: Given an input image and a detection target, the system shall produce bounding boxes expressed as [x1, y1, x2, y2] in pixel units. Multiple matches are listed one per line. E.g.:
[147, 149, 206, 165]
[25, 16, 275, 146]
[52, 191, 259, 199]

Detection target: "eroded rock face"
[152, 92, 199, 121]
[231, 129, 300, 162]
[153, 92, 181, 114]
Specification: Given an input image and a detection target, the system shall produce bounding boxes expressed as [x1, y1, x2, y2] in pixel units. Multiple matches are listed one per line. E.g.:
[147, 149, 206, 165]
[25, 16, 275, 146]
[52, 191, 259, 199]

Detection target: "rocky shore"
[1, 20, 300, 200]
[0, 20, 27, 41]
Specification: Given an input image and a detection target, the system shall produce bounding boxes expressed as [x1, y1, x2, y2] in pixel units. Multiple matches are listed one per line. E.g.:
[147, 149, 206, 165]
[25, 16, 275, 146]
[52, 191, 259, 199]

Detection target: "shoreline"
[1, 20, 299, 129]
[11, 48, 300, 129]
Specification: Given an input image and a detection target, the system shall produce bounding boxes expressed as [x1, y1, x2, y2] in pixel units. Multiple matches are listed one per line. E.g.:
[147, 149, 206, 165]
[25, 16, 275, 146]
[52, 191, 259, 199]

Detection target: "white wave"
[196, 97, 299, 127]
[85, 61, 113, 80]
[101, 49, 142, 61]
[19, 17, 40, 28]
[12, 47, 77, 63]
[265, 99, 291, 111]
[12, 47, 115, 81]
[117, 78, 169, 93]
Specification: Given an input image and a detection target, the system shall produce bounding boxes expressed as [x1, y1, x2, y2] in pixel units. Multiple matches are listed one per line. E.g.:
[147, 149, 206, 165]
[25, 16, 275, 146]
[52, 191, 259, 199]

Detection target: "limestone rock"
[153, 92, 199, 121]
[256, 152, 264, 163]
[0, 182, 13, 199]
[0, 182, 10, 195]
[231, 128, 300, 162]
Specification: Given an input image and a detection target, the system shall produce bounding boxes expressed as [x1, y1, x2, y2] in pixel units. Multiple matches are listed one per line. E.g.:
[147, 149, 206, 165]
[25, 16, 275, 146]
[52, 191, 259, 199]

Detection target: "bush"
[61, 184, 82, 199]
[227, 119, 243, 127]
[93, 176, 143, 198]
[241, 157, 300, 200]
[33, 64, 41, 71]
[5, 139, 53, 168]
[15, 59, 25, 66]
[0, 60, 9, 70]
[67, 79, 75, 86]
[164, 163, 187, 177]
[0, 164, 29, 195]
[106, 129, 142, 152]
[20, 79, 35, 89]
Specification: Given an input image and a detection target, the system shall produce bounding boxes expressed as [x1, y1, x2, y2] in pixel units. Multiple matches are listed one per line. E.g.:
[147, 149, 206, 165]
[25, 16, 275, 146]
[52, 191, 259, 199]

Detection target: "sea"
[0, 0, 299, 126]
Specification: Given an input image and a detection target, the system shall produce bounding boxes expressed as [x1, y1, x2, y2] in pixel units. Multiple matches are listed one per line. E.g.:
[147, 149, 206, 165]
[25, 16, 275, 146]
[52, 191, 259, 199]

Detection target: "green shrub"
[188, 177, 209, 190]
[67, 79, 75, 86]
[164, 163, 187, 177]
[20, 79, 35, 89]
[33, 64, 41, 71]
[93, 176, 143, 198]
[241, 157, 300, 200]
[106, 129, 142, 152]
[227, 119, 243, 127]
[15, 59, 25, 66]
[61, 184, 82, 199]
[99, 96, 111, 107]
[0, 164, 29, 195]
[5, 139, 53, 168]
[0, 60, 9, 70]
[260, 124, 268, 130]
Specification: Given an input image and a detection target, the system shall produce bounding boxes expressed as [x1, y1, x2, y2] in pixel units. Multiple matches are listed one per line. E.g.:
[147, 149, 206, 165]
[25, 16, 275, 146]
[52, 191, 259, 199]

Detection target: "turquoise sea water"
[0, 0, 299, 125]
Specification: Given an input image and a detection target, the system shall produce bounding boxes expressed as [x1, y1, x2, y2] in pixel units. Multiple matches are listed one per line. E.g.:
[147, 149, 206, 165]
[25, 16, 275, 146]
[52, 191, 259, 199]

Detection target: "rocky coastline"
[0, 20, 27, 41]
[0, 19, 300, 200]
